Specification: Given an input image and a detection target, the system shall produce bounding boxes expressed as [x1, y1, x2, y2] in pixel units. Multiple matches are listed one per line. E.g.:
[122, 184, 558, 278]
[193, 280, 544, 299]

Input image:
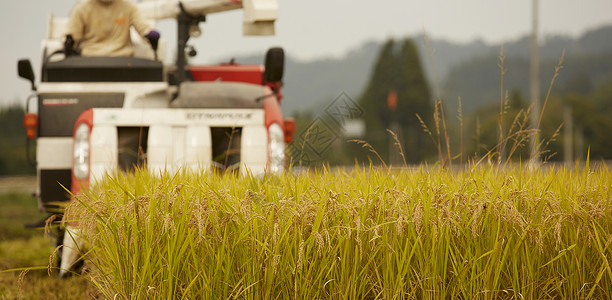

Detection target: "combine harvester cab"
[17, 0, 295, 277]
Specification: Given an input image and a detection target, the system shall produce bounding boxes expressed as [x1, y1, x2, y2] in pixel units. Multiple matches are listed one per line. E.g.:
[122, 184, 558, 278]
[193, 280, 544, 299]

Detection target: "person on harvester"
[64, 0, 160, 57]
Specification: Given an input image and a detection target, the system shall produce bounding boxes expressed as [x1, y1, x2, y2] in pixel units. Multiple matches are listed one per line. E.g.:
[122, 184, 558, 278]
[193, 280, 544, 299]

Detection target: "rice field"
[0, 192, 93, 299]
[63, 164, 612, 299]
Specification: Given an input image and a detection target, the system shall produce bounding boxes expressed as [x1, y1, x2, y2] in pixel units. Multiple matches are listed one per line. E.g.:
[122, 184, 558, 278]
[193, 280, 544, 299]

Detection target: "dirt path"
[0, 176, 36, 194]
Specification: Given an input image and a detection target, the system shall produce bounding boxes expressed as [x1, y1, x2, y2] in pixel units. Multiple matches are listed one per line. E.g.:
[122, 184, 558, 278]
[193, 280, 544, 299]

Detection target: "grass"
[64, 165, 612, 299]
[0, 193, 93, 299]
[0, 193, 46, 241]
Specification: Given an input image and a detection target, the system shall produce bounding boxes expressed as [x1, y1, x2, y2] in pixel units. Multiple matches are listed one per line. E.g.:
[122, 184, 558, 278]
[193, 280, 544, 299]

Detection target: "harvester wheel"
[264, 47, 284, 83]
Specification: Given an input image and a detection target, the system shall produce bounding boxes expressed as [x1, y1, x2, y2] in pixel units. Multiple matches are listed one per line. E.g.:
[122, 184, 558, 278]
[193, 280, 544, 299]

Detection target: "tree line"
[288, 37, 612, 167]
[0, 105, 35, 175]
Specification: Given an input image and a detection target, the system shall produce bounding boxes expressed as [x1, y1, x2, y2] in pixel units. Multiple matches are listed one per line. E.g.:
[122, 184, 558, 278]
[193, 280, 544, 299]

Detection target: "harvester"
[17, 0, 295, 276]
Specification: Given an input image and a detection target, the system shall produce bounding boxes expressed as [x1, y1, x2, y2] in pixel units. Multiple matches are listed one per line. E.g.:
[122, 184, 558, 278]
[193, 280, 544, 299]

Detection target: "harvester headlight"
[268, 123, 285, 173]
[73, 123, 90, 180]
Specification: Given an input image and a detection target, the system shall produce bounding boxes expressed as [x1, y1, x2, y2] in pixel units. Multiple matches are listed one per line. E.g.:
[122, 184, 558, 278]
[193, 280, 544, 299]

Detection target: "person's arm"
[128, 3, 160, 49]
[129, 3, 153, 37]
[66, 3, 86, 42]
[64, 3, 86, 55]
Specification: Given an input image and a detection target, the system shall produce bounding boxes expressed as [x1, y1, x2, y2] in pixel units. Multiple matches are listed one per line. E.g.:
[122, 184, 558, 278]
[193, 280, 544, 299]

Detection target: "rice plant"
[64, 165, 612, 299]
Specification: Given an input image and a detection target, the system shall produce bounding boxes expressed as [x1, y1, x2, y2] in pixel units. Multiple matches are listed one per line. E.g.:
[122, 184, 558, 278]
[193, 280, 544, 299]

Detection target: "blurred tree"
[0, 105, 35, 175]
[396, 39, 434, 163]
[465, 89, 533, 162]
[359, 39, 397, 145]
[508, 88, 527, 110]
[572, 78, 612, 160]
[563, 72, 593, 96]
[356, 38, 434, 164]
[464, 76, 612, 164]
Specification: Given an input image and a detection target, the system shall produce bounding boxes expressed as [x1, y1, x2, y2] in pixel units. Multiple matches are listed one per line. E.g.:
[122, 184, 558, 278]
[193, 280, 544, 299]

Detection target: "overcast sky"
[2, 0, 612, 106]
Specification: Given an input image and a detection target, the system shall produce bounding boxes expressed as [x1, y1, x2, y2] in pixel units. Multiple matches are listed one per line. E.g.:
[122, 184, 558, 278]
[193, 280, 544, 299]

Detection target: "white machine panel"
[90, 125, 118, 182]
[240, 125, 268, 174]
[86, 107, 269, 178]
[185, 125, 213, 170]
[37, 137, 73, 169]
[93, 108, 265, 127]
[148, 124, 174, 173]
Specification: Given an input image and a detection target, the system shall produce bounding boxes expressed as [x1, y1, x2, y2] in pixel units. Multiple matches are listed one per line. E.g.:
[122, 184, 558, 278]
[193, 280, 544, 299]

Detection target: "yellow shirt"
[67, 0, 152, 57]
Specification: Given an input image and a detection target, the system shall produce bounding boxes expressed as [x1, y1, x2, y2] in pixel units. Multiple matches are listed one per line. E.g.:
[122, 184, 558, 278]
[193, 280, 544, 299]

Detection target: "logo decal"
[185, 112, 254, 120]
[42, 98, 79, 106]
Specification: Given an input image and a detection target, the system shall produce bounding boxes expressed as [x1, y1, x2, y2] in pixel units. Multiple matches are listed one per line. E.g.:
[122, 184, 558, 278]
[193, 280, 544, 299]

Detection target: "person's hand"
[64, 34, 78, 56]
[145, 30, 160, 50]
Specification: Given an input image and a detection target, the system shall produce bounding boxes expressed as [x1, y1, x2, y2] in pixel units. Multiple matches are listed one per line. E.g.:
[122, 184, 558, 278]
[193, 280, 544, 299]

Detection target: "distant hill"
[227, 41, 379, 115]
[443, 24, 612, 113]
[229, 24, 612, 116]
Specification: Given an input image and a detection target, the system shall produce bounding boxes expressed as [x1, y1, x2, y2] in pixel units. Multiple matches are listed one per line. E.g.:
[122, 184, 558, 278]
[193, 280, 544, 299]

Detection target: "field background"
[0, 176, 93, 299]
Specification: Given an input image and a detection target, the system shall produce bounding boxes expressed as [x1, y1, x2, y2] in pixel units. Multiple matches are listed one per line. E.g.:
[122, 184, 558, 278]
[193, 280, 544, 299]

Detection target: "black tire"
[264, 47, 284, 83]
